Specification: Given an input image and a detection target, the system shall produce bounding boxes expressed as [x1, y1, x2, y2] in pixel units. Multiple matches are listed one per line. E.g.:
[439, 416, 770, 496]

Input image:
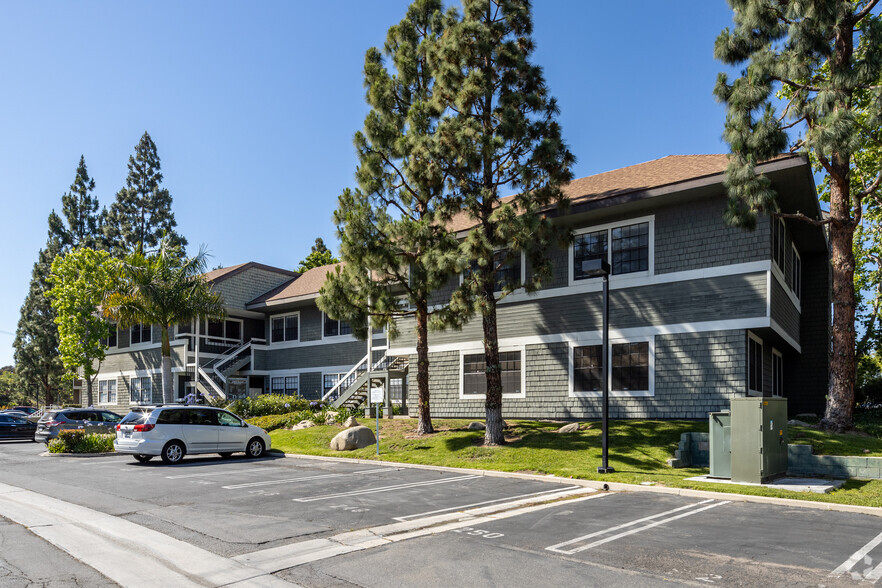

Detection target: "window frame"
[747, 331, 764, 396]
[772, 347, 783, 397]
[790, 243, 801, 301]
[130, 376, 152, 404]
[461, 249, 527, 294]
[568, 216, 654, 286]
[98, 379, 117, 405]
[568, 336, 654, 397]
[130, 323, 153, 346]
[270, 312, 300, 344]
[322, 313, 353, 340]
[459, 346, 526, 399]
[270, 374, 299, 396]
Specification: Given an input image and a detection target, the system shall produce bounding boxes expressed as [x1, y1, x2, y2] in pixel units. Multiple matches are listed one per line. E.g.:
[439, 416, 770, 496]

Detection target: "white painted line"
[222, 468, 390, 490]
[547, 500, 730, 555]
[167, 467, 275, 479]
[293, 475, 482, 502]
[867, 560, 882, 582]
[831, 530, 882, 578]
[393, 485, 582, 521]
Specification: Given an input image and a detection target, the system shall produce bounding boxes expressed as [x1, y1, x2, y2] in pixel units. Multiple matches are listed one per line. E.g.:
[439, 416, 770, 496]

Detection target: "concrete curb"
[283, 452, 882, 518]
[39, 451, 116, 458]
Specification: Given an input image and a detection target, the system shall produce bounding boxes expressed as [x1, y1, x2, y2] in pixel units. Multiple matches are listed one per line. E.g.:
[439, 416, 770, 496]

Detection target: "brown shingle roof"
[447, 154, 737, 232]
[247, 263, 343, 306]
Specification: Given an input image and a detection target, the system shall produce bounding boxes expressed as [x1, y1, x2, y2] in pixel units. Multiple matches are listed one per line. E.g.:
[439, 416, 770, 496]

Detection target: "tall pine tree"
[319, 0, 460, 435]
[297, 237, 340, 272]
[434, 0, 574, 445]
[714, 0, 882, 431]
[47, 155, 104, 251]
[104, 132, 187, 255]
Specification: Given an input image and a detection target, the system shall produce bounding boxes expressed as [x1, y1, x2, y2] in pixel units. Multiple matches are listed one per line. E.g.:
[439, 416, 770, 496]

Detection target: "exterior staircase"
[195, 339, 263, 401]
[325, 352, 408, 411]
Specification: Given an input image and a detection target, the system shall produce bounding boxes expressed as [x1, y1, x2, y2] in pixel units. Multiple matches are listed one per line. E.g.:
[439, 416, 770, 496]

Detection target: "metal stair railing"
[328, 351, 410, 410]
[197, 365, 226, 399]
[321, 354, 369, 403]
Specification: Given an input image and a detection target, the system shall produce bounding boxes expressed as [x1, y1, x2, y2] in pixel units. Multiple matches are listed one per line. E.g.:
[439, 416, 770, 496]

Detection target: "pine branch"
[856, 170, 882, 200]
[770, 211, 832, 226]
[853, 0, 880, 24]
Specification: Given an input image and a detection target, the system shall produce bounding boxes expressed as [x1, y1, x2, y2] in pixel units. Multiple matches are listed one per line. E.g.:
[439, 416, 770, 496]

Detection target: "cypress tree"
[319, 0, 459, 435]
[714, 0, 882, 431]
[104, 132, 187, 255]
[47, 155, 104, 251]
[433, 0, 574, 445]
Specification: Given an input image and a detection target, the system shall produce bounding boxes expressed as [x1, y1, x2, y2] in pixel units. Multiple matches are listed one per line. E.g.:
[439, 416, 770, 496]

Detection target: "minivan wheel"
[247, 438, 265, 458]
[161, 441, 185, 464]
[134, 454, 153, 463]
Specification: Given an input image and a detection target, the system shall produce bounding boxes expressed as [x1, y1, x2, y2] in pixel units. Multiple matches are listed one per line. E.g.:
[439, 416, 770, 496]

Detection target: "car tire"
[134, 454, 153, 463]
[246, 438, 265, 458]
[219, 452, 233, 459]
[161, 441, 185, 464]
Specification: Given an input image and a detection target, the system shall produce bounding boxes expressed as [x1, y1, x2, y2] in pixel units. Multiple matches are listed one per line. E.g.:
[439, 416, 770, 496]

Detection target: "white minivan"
[114, 405, 271, 464]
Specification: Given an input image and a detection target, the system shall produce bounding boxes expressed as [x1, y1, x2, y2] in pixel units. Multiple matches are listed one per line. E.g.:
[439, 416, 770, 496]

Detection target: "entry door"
[183, 409, 219, 452]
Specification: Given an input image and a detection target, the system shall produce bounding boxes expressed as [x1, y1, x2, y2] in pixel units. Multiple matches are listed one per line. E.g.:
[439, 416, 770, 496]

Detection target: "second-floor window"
[572, 219, 651, 282]
[100, 323, 117, 348]
[790, 245, 801, 300]
[131, 323, 151, 345]
[324, 314, 352, 338]
[207, 319, 242, 342]
[466, 249, 523, 292]
[271, 314, 299, 343]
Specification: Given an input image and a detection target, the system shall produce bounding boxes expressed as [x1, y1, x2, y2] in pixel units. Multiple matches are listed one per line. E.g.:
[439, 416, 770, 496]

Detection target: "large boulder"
[467, 422, 485, 431]
[330, 426, 376, 451]
[557, 423, 580, 433]
[291, 420, 316, 431]
[324, 411, 339, 425]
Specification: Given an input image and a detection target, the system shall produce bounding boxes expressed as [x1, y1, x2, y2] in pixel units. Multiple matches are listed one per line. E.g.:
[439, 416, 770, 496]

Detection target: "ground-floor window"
[271, 375, 299, 396]
[772, 348, 783, 397]
[573, 341, 650, 393]
[462, 350, 522, 397]
[98, 379, 117, 404]
[130, 376, 152, 404]
[748, 332, 763, 395]
[323, 373, 347, 396]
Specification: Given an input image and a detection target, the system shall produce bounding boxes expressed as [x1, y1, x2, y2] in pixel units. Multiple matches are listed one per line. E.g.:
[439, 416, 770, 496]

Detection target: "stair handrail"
[212, 338, 264, 375]
[197, 365, 225, 398]
[321, 353, 369, 402]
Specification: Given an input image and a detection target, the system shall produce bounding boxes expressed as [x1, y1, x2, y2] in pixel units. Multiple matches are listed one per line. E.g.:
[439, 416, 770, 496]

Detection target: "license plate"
[123, 432, 132, 438]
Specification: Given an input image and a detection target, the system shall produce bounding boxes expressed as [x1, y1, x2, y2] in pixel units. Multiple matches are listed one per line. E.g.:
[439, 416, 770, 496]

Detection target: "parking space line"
[293, 475, 482, 502]
[393, 485, 582, 521]
[222, 468, 390, 490]
[547, 499, 729, 555]
[831, 530, 882, 579]
[166, 467, 274, 479]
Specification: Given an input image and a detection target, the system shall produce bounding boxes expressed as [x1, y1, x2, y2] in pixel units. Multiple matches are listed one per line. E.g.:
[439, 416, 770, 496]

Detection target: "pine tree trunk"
[823, 171, 856, 432]
[415, 301, 434, 435]
[482, 281, 505, 446]
[161, 327, 173, 404]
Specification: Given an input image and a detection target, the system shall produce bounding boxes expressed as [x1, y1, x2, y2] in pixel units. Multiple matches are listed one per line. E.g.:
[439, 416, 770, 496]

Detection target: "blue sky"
[0, 1, 738, 366]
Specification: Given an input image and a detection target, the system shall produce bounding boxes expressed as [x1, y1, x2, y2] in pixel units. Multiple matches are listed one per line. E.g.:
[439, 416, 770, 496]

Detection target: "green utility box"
[730, 397, 788, 484]
[708, 411, 731, 479]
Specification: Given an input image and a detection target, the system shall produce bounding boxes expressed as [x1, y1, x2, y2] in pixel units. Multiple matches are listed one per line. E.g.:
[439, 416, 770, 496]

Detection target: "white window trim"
[459, 345, 526, 400]
[129, 375, 153, 405]
[128, 323, 155, 349]
[205, 317, 244, 343]
[97, 378, 117, 405]
[747, 331, 763, 396]
[270, 374, 300, 396]
[321, 312, 357, 342]
[568, 215, 655, 287]
[568, 335, 655, 398]
[270, 311, 301, 344]
[772, 347, 783, 397]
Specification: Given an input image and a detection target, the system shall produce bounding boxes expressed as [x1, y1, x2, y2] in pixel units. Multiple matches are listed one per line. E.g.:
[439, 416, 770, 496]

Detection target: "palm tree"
[104, 238, 224, 403]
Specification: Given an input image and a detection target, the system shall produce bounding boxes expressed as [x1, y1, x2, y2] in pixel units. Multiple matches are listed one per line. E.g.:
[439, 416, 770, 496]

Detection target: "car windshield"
[120, 411, 149, 425]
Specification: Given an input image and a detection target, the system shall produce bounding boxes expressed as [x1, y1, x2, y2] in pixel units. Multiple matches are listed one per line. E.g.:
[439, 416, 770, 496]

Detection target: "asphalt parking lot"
[1, 441, 881, 586]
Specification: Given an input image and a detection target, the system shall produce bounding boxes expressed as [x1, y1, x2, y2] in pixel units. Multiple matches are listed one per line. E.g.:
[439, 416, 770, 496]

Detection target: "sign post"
[370, 386, 384, 455]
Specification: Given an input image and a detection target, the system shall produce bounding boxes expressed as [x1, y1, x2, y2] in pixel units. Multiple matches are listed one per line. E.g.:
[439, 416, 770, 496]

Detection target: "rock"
[343, 416, 359, 428]
[865, 449, 871, 454]
[324, 411, 339, 425]
[788, 419, 812, 427]
[557, 423, 580, 433]
[291, 420, 315, 431]
[329, 426, 376, 451]
[467, 422, 485, 431]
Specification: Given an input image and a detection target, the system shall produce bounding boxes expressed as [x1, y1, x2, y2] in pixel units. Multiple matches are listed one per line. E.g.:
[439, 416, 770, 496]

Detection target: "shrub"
[225, 394, 316, 418]
[246, 411, 311, 431]
[48, 430, 115, 453]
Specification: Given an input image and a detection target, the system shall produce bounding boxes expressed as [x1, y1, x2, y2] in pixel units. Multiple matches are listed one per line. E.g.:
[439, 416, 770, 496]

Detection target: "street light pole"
[582, 258, 614, 474]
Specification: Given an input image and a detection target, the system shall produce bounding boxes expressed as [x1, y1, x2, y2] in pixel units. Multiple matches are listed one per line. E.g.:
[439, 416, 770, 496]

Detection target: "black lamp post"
[582, 258, 614, 474]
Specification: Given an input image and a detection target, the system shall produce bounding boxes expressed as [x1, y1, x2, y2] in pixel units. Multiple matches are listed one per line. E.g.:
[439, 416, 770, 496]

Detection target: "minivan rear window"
[120, 412, 149, 425]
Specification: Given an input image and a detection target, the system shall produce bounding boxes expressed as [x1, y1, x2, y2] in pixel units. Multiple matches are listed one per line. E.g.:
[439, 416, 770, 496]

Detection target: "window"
[772, 349, 783, 397]
[131, 323, 152, 345]
[773, 219, 786, 269]
[130, 376, 152, 404]
[573, 341, 649, 393]
[271, 314, 299, 343]
[748, 333, 763, 395]
[323, 373, 347, 395]
[98, 379, 117, 404]
[207, 319, 243, 341]
[462, 350, 522, 397]
[572, 220, 650, 281]
[217, 411, 242, 427]
[101, 324, 117, 348]
[466, 250, 523, 292]
[271, 375, 299, 396]
[324, 314, 352, 338]
[790, 245, 801, 300]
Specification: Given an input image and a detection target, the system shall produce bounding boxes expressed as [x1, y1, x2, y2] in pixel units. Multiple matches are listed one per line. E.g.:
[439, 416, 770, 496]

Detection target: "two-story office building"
[89, 154, 829, 419]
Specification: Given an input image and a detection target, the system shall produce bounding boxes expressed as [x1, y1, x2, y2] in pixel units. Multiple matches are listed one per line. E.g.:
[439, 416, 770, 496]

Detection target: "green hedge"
[226, 395, 323, 418]
[246, 406, 362, 431]
[48, 431, 115, 454]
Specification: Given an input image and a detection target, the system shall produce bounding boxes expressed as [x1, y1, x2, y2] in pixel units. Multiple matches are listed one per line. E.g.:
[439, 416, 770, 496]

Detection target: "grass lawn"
[268, 417, 882, 508]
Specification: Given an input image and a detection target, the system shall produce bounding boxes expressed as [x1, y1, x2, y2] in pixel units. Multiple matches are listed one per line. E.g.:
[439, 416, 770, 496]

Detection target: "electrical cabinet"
[730, 397, 788, 484]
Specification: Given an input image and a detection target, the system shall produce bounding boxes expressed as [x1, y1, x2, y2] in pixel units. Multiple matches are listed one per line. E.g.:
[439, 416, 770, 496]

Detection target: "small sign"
[370, 387, 384, 404]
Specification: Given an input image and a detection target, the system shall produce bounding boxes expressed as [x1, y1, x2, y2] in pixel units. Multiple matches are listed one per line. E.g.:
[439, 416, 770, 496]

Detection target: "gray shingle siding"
[96, 343, 187, 374]
[770, 278, 800, 344]
[213, 268, 295, 310]
[300, 372, 323, 400]
[254, 340, 368, 371]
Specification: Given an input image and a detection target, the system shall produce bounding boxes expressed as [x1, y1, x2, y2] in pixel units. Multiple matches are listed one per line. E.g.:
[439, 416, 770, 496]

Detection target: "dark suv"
[35, 409, 123, 444]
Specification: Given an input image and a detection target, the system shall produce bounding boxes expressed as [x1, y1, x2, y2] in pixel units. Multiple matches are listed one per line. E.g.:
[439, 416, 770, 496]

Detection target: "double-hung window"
[207, 319, 243, 342]
[130, 323, 152, 345]
[790, 245, 801, 300]
[101, 323, 117, 348]
[271, 375, 298, 396]
[572, 219, 651, 282]
[323, 314, 352, 338]
[130, 376, 152, 404]
[98, 379, 117, 404]
[462, 350, 522, 397]
[271, 314, 299, 343]
[773, 219, 786, 270]
[573, 341, 650, 394]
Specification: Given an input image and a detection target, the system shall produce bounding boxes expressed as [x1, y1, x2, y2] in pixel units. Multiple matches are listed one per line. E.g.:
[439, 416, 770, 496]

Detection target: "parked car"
[34, 409, 123, 444]
[11, 406, 38, 415]
[0, 414, 37, 441]
[114, 405, 271, 464]
[0, 410, 31, 419]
